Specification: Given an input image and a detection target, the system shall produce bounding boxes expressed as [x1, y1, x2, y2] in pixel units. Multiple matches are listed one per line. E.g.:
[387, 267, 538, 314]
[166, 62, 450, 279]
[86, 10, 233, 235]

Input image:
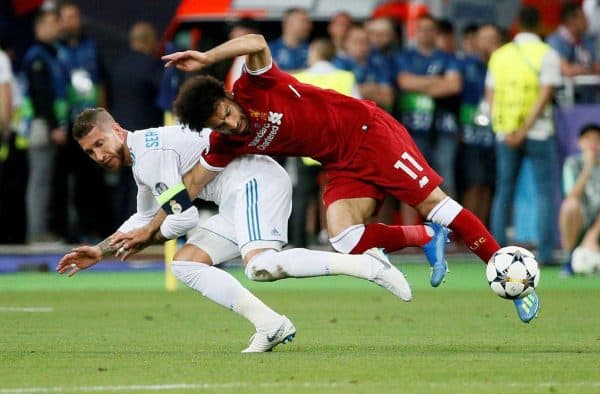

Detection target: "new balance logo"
[268, 111, 283, 125]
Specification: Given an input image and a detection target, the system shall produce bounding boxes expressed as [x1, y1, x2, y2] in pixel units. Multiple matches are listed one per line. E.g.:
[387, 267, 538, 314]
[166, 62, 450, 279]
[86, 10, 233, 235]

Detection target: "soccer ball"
[486, 246, 540, 299]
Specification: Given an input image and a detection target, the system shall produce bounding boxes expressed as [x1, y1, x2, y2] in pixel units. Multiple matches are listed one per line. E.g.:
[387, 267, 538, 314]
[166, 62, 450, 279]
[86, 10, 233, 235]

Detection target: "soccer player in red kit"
[162, 33, 539, 323]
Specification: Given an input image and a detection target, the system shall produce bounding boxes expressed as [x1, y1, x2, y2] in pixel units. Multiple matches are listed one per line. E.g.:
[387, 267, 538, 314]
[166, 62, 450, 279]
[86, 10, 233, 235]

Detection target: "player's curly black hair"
[174, 75, 226, 132]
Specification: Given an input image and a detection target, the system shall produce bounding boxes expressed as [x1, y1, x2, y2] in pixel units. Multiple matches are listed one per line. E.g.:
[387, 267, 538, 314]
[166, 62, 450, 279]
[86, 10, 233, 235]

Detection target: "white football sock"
[426, 196, 462, 226]
[329, 224, 365, 253]
[245, 248, 377, 281]
[172, 260, 281, 331]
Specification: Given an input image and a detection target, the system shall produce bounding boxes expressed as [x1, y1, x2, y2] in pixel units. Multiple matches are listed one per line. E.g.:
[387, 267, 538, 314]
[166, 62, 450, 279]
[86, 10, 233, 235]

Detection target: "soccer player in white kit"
[56, 108, 411, 352]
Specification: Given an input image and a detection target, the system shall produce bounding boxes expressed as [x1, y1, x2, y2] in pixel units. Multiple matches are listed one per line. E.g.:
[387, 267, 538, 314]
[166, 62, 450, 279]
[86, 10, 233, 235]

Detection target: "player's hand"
[582, 148, 597, 169]
[504, 131, 526, 148]
[56, 245, 102, 277]
[162, 50, 212, 71]
[111, 227, 152, 260]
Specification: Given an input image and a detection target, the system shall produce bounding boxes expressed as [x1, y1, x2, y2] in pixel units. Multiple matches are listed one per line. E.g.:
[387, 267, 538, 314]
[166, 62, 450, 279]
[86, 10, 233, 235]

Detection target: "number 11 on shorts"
[394, 152, 429, 188]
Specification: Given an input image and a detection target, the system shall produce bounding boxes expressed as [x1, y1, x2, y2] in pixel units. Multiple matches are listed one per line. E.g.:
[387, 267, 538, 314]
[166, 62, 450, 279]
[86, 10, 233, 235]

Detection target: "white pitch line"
[0, 307, 54, 313]
[429, 381, 600, 388]
[0, 382, 341, 393]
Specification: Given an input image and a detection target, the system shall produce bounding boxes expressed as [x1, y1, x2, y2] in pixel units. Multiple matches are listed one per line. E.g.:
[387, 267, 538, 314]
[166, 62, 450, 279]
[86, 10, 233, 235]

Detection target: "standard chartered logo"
[249, 111, 283, 150]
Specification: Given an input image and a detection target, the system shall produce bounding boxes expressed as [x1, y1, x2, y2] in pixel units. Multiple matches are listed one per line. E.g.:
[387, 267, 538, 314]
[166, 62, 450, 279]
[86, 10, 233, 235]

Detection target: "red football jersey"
[202, 63, 379, 170]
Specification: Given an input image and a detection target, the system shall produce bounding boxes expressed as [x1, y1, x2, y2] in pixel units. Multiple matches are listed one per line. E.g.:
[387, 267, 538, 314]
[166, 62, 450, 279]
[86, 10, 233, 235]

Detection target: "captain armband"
[156, 182, 193, 215]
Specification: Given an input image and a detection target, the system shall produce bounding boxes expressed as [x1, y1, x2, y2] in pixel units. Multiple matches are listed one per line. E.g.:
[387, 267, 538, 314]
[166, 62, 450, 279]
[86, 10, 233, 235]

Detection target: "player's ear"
[113, 123, 125, 138]
[225, 91, 234, 100]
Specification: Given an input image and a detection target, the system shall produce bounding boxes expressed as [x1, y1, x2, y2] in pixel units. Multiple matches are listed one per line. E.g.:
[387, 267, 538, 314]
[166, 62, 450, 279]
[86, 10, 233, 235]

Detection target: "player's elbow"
[159, 207, 200, 240]
[244, 34, 268, 52]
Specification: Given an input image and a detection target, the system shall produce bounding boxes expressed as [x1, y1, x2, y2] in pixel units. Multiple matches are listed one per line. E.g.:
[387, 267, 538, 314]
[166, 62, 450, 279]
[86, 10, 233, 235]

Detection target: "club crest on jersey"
[248, 108, 267, 122]
[268, 111, 283, 125]
[169, 199, 182, 214]
[248, 111, 283, 150]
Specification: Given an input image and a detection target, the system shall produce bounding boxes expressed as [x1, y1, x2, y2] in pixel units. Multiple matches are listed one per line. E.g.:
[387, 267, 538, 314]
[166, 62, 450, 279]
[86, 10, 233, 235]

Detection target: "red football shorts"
[323, 110, 442, 208]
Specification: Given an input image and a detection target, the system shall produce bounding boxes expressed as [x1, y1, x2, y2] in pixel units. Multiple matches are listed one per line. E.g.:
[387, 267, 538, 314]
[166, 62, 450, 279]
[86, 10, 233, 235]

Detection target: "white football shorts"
[186, 156, 292, 263]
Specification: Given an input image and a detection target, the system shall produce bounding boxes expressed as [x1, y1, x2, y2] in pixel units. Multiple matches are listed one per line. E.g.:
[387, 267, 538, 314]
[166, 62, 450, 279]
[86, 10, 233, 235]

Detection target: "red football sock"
[449, 209, 500, 263]
[350, 223, 431, 254]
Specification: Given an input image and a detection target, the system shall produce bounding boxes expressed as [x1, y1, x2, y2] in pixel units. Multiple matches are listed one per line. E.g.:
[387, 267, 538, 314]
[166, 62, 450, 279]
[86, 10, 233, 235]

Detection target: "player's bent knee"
[244, 249, 287, 282]
[174, 244, 214, 265]
[560, 197, 582, 217]
[171, 260, 211, 290]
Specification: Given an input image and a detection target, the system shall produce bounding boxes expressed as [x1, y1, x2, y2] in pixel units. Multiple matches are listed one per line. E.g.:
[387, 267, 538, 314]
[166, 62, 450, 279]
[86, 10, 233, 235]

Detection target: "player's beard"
[101, 145, 126, 170]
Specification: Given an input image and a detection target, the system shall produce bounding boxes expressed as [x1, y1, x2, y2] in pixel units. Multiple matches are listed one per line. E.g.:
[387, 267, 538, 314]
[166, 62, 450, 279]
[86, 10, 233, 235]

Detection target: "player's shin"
[329, 223, 433, 254]
[171, 260, 281, 331]
[426, 197, 500, 263]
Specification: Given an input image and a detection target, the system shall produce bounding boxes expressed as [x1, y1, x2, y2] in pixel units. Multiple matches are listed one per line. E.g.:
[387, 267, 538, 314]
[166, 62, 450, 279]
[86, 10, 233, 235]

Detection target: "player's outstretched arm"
[162, 34, 271, 73]
[55, 233, 121, 277]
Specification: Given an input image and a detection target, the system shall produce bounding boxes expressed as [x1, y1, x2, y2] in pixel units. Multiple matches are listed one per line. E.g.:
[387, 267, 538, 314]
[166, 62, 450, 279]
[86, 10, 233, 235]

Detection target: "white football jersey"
[125, 125, 280, 218]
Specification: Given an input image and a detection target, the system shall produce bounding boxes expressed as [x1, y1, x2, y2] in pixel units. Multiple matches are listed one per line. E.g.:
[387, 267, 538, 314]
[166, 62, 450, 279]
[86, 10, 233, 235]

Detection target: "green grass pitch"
[1, 260, 599, 393]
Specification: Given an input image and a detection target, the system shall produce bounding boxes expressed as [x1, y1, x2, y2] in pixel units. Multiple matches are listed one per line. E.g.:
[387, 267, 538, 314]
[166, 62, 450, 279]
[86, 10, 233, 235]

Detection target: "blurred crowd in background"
[0, 0, 599, 274]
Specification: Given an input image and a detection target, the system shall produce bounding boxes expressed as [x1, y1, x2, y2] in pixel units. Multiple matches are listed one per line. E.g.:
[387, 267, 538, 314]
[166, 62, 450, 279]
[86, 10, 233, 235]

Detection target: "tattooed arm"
[55, 232, 122, 277]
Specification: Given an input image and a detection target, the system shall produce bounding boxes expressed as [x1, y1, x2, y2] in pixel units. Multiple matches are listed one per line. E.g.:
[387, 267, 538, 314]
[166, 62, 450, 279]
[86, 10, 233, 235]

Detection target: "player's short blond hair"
[72, 107, 115, 140]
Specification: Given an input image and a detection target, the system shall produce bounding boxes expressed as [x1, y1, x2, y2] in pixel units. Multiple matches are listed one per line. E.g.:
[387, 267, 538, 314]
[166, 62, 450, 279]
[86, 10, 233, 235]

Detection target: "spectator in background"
[110, 21, 163, 227]
[0, 46, 28, 243]
[0, 49, 11, 139]
[395, 14, 462, 198]
[293, 38, 360, 246]
[559, 124, 600, 275]
[461, 23, 479, 56]
[583, 0, 600, 36]
[21, 9, 69, 243]
[295, 39, 359, 98]
[327, 12, 352, 56]
[456, 24, 503, 226]
[54, 0, 110, 242]
[157, 30, 197, 125]
[111, 22, 162, 130]
[547, 2, 599, 103]
[224, 18, 260, 91]
[365, 17, 400, 57]
[334, 25, 393, 110]
[57, 1, 106, 114]
[487, 7, 561, 265]
[435, 19, 457, 55]
[547, 2, 598, 77]
[365, 17, 401, 84]
[269, 8, 312, 71]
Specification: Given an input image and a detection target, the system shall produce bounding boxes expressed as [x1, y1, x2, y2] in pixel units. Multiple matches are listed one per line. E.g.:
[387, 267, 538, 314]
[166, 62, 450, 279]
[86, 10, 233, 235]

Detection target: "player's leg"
[582, 215, 600, 245]
[416, 188, 539, 322]
[559, 196, 585, 274]
[243, 247, 412, 301]
[360, 111, 500, 264]
[490, 143, 522, 247]
[326, 196, 435, 254]
[527, 138, 558, 265]
[234, 169, 411, 300]
[559, 197, 584, 252]
[323, 178, 449, 287]
[415, 187, 500, 263]
[178, 222, 295, 352]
